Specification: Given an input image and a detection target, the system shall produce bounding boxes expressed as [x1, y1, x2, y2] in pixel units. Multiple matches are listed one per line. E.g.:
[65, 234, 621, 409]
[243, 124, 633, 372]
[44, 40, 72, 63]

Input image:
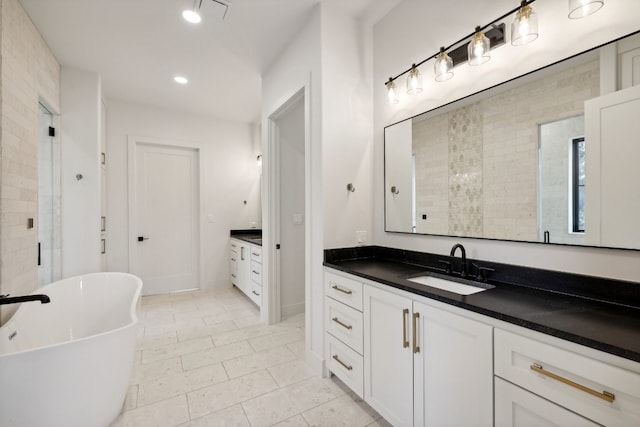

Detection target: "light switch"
[293, 214, 304, 225]
[207, 214, 214, 223]
[356, 230, 367, 245]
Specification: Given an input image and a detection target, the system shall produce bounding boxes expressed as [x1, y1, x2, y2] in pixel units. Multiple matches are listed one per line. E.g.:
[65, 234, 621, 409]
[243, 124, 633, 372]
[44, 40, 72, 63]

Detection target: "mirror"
[385, 31, 640, 250]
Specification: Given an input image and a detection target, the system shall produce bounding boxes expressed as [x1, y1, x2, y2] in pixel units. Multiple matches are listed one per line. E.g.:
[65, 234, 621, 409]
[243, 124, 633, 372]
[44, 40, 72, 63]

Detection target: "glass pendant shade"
[386, 79, 399, 105]
[568, 0, 604, 19]
[511, 2, 538, 46]
[468, 27, 490, 65]
[406, 65, 423, 95]
[434, 48, 454, 82]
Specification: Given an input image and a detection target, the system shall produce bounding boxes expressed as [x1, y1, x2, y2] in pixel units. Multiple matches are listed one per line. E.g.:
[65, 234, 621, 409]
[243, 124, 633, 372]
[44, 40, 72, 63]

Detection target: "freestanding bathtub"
[0, 272, 143, 427]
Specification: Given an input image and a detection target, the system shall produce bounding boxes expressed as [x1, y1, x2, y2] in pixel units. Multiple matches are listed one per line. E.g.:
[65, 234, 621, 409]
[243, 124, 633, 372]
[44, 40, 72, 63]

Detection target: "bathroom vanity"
[230, 230, 262, 307]
[323, 246, 640, 427]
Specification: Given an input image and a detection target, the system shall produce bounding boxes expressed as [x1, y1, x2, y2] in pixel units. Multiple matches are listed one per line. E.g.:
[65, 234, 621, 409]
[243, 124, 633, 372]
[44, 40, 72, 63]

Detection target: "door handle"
[137, 236, 149, 242]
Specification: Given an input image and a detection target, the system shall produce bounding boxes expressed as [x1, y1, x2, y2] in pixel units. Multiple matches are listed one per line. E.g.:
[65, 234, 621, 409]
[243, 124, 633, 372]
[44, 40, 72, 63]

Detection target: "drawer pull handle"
[402, 308, 409, 348]
[530, 364, 615, 403]
[332, 354, 353, 371]
[332, 317, 352, 330]
[231, 274, 236, 278]
[252, 252, 260, 256]
[412, 312, 420, 353]
[331, 284, 353, 295]
[252, 290, 260, 296]
[231, 258, 236, 262]
[252, 270, 260, 274]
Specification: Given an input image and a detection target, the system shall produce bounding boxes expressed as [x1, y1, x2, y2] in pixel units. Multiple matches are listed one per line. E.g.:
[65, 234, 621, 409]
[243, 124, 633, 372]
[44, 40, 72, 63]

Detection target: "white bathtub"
[0, 272, 143, 427]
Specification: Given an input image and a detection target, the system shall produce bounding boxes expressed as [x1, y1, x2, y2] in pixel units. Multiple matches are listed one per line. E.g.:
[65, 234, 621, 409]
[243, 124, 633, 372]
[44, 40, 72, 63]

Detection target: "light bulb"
[468, 27, 490, 66]
[568, 0, 604, 19]
[182, 9, 202, 23]
[406, 65, 423, 95]
[511, 1, 538, 46]
[386, 79, 399, 105]
[434, 48, 453, 82]
[174, 76, 189, 84]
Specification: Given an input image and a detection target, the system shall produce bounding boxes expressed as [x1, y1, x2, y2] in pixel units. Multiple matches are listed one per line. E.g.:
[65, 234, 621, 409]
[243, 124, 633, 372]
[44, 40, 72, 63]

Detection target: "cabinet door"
[236, 241, 250, 294]
[495, 377, 600, 427]
[364, 285, 414, 427]
[413, 301, 493, 427]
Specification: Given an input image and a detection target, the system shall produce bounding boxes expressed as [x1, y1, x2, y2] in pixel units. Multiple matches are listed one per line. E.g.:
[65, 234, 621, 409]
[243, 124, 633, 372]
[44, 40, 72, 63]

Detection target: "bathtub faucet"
[0, 294, 50, 305]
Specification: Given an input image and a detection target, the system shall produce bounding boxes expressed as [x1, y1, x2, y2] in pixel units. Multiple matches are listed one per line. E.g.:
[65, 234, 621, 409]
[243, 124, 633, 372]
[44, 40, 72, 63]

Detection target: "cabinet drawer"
[325, 297, 363, 354]
[249, 282, 261, 307]
[250, 247, 262, 263]
[324, 271, 363, 311]
[326, 333, 363, 399]
[495, 377, 599, 427]
[495, 328, 640, 426]
[250, 261, 262, 284]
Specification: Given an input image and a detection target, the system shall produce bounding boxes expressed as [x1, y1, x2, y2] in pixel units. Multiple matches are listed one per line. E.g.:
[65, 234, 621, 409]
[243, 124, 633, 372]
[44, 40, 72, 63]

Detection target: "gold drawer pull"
[332, 317, 352, 330]
[332, 354, 353, 371]
[530, 364, 615, 403]
[402, 308, 409, 348]
[412, 312, 420, 354]
[331, 284, 353, 295]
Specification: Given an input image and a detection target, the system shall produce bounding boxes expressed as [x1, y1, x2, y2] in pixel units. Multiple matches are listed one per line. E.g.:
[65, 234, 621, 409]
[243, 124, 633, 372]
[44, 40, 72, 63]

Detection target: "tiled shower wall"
[412, 59, 598, 241]
[0, 0, 60, 323]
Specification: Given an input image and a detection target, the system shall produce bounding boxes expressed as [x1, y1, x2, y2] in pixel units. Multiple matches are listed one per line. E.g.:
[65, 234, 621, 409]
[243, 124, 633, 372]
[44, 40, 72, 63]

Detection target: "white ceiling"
[20, 0, 400, 123]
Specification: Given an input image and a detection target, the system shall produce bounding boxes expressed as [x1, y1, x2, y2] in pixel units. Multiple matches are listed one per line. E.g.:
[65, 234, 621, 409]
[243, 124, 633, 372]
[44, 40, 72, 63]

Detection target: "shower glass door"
[38, 104, 54, 286]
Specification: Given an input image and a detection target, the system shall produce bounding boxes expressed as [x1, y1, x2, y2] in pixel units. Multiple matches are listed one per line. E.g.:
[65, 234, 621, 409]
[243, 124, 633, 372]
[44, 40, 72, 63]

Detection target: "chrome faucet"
[449, 243, 467, 278]
[0, 294, 50, 305]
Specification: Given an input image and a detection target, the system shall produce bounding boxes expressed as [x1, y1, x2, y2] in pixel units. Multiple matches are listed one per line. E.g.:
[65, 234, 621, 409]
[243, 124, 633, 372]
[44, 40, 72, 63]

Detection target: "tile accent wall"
[412, 59, 599, 242]
[0, 0, 60, 323]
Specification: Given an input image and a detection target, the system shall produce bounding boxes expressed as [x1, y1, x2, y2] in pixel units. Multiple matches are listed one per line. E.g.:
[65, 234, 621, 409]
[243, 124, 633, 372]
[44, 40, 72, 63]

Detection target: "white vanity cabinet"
[494, 328, 640, 427]
[324, 271, 365, 398]
[363, 284, 493, 427]
[230, 238, 262, 307]
[249, 246, 262, 307]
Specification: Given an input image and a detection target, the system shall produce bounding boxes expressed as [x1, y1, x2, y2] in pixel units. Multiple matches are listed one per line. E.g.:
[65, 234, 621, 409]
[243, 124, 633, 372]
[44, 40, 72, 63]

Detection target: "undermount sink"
[407, 275, 493, 295]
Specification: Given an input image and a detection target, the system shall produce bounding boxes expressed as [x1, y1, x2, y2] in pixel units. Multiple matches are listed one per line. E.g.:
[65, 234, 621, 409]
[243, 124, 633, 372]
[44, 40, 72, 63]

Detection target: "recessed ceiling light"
[182, 9, 202, 24]
[174, 76, 189, 84]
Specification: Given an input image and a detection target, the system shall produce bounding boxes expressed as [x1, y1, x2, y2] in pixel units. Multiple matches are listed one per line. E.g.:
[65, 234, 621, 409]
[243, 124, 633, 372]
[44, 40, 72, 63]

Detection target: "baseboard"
[281, 302, 304, 318]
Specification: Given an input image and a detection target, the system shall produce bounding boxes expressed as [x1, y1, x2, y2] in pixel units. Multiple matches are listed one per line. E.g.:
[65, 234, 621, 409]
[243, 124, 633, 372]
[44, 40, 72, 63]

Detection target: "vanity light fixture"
[174, 75, 189, 84]
[434, 47, 454, 82]
[386, 78, 399, 105]
[568, 0, 604, 19]
[182, 0, 203, 24]
[511, 0, 538, 46]
[468, 26, 491, 65]
[406, 65, 423, 95]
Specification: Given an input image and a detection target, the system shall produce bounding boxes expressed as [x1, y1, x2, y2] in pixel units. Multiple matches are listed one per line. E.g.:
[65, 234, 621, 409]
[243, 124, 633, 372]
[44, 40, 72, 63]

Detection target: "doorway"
[268, 90, 307, 322]
[128, 139, 200, 295]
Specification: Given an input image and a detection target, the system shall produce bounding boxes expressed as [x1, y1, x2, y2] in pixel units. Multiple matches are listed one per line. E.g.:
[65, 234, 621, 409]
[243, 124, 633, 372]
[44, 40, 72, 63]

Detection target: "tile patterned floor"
[110, 287, 390, 427]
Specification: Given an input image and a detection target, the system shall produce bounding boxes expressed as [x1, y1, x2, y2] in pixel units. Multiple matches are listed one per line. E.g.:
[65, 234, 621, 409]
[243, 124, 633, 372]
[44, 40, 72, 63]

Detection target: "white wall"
[320, 2, 375, 249]
[106, 99, 260, 289]
[261, 4, 322, 369]
[373, 0, 640, 282]
[262, 2, 377, 373]
[60, 67, 102, 278]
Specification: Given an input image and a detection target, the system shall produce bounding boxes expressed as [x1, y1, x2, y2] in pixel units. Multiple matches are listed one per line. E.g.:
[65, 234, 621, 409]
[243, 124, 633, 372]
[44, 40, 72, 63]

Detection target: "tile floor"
[110, 287, 390, 427]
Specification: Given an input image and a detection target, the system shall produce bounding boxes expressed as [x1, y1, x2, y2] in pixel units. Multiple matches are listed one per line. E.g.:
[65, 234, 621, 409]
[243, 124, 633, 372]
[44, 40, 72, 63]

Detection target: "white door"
[131, 143, 199, 295]
[363, 285, 414, 427]
[413, 301, 493, 427]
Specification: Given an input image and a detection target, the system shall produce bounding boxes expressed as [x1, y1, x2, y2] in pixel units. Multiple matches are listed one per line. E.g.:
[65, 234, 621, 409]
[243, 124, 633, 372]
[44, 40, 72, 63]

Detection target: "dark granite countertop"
[230, 229, 262, 246]
[324, 246, 640, 363]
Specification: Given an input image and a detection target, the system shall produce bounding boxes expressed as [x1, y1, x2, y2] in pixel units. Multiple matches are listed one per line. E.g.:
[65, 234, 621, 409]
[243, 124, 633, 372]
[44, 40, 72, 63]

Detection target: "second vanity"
[323, 246, 640, 427]
[230, 230, 262, 307]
